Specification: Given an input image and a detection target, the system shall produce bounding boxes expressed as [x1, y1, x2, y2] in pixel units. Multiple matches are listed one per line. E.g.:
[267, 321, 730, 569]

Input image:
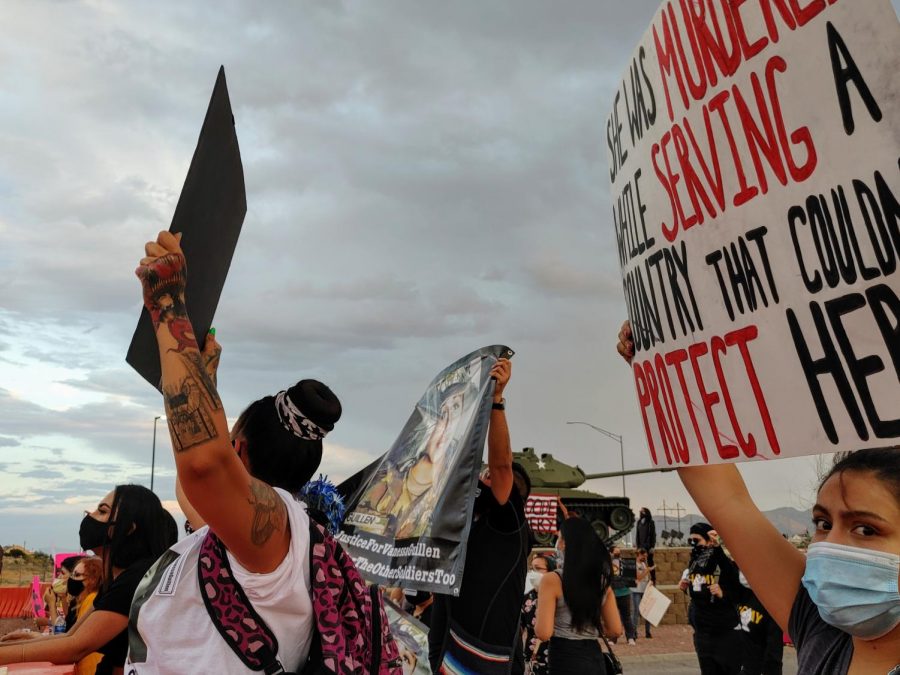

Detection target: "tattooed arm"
[137, 231, 290, 573]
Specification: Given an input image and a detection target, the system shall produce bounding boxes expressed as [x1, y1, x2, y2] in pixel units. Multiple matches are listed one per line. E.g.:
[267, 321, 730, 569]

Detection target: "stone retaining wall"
[622, 547, 691, 625]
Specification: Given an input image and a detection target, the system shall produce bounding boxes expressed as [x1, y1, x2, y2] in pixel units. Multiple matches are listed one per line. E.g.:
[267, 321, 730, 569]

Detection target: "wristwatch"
[492, 398, 506, 411]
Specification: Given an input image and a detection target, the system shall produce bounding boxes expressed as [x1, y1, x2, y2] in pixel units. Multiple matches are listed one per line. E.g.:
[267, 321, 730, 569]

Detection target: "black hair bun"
[286, 380, 342, 432]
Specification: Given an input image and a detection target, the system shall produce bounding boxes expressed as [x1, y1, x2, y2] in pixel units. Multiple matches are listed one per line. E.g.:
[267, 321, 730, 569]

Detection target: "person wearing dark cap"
[635, 507, 657, 584]
[127, 231, 345, 673]
[679, 522, 743, 674]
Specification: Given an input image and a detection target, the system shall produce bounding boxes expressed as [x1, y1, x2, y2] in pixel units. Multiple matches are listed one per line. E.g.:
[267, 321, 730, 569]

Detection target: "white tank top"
[125, 488, 313, 674]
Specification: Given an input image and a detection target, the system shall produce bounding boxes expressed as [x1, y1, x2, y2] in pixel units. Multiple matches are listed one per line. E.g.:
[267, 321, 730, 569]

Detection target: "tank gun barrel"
[582, 466, 676, 480]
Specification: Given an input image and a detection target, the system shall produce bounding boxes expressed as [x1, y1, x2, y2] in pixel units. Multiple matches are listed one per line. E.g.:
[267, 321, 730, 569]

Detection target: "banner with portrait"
[337, 345, 512, 595]
[384, 598, 431, 675]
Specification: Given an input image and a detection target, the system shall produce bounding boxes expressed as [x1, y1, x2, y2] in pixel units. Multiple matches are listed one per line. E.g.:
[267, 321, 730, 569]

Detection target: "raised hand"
[616, 320, 634, 364]
[490, 358, 512, 402]
[136, 232, 186, 324]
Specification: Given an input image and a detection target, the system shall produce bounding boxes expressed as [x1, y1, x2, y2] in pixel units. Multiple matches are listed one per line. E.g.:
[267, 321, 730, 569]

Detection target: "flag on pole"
[525, 495, 557, 534]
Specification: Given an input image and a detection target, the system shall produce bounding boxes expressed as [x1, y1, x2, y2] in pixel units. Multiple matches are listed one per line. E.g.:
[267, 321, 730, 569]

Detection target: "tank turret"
[514, 447, 635, 546]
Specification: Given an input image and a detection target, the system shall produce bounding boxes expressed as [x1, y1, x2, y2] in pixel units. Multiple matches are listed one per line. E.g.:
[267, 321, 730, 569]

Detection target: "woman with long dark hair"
[0, 484, 174, 675]
[535, 517, 623, 673]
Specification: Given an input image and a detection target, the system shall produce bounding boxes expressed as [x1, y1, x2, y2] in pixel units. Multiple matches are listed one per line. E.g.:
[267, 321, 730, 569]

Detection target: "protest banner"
[524, 494, 558, 534]
[383, 598, 431, 675]
[338, 345, 511, 595]
[607, 0, 900, 465]
[639, 583, 671, 627]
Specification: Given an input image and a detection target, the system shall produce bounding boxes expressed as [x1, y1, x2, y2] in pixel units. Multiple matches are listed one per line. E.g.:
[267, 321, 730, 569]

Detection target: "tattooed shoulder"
[247, 478, 287, 547]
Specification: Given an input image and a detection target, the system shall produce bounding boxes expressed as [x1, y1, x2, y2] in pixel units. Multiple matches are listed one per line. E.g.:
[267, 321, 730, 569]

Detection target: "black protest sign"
[608, 1, 900, 466]
[127, 66, 246, 390]
[338, 345, 511, 595]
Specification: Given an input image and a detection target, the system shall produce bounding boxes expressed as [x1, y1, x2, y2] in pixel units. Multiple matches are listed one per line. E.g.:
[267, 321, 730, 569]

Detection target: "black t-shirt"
[429, 481, 529, 665]
[735, 583, 774, 645]
[92, 558, 154, 675]
[788, 585, 853, 674]
[686, 546, 740, 634]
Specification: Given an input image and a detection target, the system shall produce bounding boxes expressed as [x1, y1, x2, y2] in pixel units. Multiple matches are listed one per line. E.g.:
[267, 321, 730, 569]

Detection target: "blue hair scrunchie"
[298, 475, 346, 535]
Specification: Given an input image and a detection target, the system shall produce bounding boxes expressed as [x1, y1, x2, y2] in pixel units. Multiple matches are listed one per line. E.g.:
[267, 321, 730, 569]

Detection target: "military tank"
[514, 447, 636, 546]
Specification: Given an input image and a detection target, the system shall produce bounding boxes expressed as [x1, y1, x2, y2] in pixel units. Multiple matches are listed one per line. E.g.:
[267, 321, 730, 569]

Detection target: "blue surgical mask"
[802, 541, 900, 640]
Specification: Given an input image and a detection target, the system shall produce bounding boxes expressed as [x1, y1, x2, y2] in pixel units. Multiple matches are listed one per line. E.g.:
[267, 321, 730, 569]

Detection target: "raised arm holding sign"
[609, 3, 900, 672]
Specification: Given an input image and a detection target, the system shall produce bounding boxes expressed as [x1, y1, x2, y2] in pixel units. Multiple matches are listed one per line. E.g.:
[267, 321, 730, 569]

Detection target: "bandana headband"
[274, 390, 328, 441]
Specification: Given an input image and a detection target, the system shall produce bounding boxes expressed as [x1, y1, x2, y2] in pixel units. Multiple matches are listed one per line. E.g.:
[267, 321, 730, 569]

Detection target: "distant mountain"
[648, 506, 812, 541]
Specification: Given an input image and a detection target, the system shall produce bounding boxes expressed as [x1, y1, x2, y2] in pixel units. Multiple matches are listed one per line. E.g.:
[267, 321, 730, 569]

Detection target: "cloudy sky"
[2, 1, 896, 552]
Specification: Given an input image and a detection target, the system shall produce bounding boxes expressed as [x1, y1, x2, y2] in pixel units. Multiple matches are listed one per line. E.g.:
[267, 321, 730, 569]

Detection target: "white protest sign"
[639, 583, 672, 627]
[607, 0, 900, 466]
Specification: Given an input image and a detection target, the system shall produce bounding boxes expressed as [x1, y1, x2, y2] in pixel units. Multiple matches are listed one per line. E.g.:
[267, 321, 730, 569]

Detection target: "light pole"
[566, 420, 626, 497]
[151, 415, 161, 492]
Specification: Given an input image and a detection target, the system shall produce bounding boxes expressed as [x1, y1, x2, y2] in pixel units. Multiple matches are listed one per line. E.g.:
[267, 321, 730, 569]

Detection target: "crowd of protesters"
[0, 235, 896, 675]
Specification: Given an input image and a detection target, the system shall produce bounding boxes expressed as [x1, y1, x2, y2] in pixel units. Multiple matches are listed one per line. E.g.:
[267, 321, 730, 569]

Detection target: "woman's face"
[531, 556, 549, 574]
[399, 645, 417, 675]
[70, 562, 87, 595]
[812, 470, 900, 559]
[90, 490, 116, 524]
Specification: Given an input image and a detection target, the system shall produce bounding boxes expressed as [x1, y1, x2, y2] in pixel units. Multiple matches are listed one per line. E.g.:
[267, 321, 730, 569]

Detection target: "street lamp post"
[566, 421, 626, 497]
[151, 415, 161, 492]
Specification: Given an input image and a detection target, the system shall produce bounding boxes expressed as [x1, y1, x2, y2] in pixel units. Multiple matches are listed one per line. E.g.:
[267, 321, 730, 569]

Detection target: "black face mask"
[67, 578, 85, 597]
[79, 514, 110, 551]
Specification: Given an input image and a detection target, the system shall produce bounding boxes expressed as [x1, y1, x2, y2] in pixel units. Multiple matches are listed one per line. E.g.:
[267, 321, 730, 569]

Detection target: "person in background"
[735, 569, 783, 675]
[0, 484, 174, 675]
[41, 555, 83, 632]
[69, 556, 104, 675]
[618, 319, 900, 674]
[610, 546, 636, 645]
[679, 524, 742, 674]
[521, 553, 554, 675]
[631, 548, 654, 640]
[428, 359, 531, 675]
[635, 507, 657, 583]
[403, 590, 434, 628]
[535, 517, 623, 673]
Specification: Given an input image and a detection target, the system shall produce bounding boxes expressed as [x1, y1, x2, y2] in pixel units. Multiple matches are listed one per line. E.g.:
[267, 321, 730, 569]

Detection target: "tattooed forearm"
[204, 353, 220, 388]
[247, 479, 287, 547]
[163, 351, 223, 452]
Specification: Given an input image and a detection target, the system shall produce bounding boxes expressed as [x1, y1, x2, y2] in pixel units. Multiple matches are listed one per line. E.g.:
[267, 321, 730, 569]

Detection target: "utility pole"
[659, 500, 669, 532]
[673, 502, 686, 535]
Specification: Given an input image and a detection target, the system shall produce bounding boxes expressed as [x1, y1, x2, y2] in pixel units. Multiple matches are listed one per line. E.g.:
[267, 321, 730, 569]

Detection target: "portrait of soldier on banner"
[353, 355, 481, 540]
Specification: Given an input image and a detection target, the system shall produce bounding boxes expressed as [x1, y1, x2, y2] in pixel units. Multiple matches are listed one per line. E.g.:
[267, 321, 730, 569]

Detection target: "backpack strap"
[198, 531, 287, 674]
[368, 584, 382, 675]
[307, 519, 402, 674]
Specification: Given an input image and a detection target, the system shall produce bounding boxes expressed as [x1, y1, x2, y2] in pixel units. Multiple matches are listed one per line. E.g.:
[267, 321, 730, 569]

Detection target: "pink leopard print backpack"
[199, 519, 402, 674]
